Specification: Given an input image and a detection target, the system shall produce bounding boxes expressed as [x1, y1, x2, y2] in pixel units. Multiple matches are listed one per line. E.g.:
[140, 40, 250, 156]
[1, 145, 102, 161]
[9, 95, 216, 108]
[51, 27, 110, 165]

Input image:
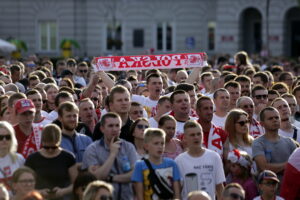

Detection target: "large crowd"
[0, 51, 299, 200]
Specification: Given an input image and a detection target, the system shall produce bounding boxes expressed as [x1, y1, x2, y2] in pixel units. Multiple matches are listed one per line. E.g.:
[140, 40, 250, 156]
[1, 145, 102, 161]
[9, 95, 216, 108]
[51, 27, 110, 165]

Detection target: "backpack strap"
[293, 126, 297, 141]
[142, 158, 155, 172]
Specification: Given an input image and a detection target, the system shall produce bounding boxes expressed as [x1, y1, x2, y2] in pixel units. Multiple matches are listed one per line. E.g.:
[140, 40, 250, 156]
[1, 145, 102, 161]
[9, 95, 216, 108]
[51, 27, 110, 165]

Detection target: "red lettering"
[152, 56, 162, 67]
[172, 55, 182, 66]
[142, 56, 151, 67]
[211, 138, 222, 150]
[161, 55, 171, 66]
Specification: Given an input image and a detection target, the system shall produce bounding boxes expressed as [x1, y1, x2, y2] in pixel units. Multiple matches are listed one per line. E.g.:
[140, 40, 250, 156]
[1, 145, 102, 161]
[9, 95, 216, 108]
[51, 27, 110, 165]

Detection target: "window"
[156, 22, 173, 51]
[39, 21, 57, 51]
[133, 29, 144, 48]
[208, 22, 215, 50]
[107, 23, 122, 50]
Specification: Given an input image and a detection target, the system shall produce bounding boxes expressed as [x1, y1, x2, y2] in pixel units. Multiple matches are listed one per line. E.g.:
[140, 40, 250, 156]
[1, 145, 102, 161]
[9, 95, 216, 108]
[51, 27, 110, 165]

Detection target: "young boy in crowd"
[254, 170, 284, 200]
[131, 128, 181, 200]
[175, 120, 225, 200]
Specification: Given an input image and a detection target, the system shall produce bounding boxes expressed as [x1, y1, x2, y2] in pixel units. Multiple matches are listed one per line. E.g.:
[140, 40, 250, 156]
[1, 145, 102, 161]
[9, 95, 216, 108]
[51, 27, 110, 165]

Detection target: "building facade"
[0, 0, 299, 57]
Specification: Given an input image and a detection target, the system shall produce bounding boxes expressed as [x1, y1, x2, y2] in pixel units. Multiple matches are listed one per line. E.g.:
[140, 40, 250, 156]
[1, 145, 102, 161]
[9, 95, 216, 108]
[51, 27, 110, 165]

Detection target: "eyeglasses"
[255, 94, 268, 99]
[43, 145, 59, 150]
[99, 195, 113, 200]
[236, 120, 249, 126]
[228, 193, 244, 200]
[79, 70, 88, 73]
[242, 104, 254, 109]
[136, 124, 149, 129]
[18, 179, 35, 184]
[262, 181, 278, 186]
[0, 134, 11, 141]
[132, 111, 143, 115]
[91, 97, 99, 101]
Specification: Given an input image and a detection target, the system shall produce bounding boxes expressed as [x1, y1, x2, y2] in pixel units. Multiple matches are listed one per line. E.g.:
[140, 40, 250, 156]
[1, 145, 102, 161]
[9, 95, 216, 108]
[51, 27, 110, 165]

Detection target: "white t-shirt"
[253, 196, 284, 200]
[0, 154, 25, 192]
[212, 113, 227, 129]
[41, 110, 49, 119]
[175, 149, 226, 200]
[175, 116, 198, 139]
[132, 95, 158, 117]
[34, 117, 52, 127]
[148, 117, 158, 128]
[279, 127, 300, 143]
[47, 110, 58, 121]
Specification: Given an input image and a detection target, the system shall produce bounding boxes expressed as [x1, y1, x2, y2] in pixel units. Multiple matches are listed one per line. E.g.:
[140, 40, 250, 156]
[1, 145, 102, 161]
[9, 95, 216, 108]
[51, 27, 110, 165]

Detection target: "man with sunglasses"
[66, 58, 86, 87]
[251, 85, 268, 120]
[252, 107, 297, 184]
[77, 62, 89, 83]
[221, 183, 245, 200]
[237, 96, 264, 138]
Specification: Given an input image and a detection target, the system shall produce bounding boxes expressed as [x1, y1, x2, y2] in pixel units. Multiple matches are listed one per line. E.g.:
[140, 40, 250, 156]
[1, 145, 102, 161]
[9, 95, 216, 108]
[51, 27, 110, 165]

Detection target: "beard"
[62, 123, 77, 131]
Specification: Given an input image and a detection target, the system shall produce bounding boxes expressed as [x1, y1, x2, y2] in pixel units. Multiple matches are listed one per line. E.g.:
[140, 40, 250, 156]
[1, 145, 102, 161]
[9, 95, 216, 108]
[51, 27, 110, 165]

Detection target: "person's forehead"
[217, 91, 229, 97]
[148, 76, 162, 83]
[273, 99, 287, 107]
[254, 89, 267, 95]
[265, 109, 279, 117]
[80, 101, 93, 108]
[174, 93, 189, 100]
[228, 187, 244, 196]
[200, 99, 213, 106]
[113, 91, 130, 98]
[186, 126, 202, 134]
[105, 117, 121, 124]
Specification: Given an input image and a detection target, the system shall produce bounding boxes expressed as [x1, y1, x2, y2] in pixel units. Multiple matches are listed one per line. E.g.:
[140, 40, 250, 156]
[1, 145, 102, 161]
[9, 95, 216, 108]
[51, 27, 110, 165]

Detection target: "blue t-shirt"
[131, 157, 181, 200]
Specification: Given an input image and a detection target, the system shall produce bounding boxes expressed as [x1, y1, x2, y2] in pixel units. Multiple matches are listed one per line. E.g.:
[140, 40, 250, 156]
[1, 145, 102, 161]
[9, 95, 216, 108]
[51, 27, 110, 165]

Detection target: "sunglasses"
[255, 94, 268, 99]
[99, 195, 113, 200]
[79, 70, 88, 73]
[262, 181, 278, 186]
[132, 111, 143, 115]
[228, 193, 244, 200]
[43, 145, 59, 150]
[136, 124, 149, 129]
[236, 120, 249, 126]
[242, 104, 254, 109]
[91, 97, 99, 101]
[0, 134, 11, 141]
[18, 179, 35, 184]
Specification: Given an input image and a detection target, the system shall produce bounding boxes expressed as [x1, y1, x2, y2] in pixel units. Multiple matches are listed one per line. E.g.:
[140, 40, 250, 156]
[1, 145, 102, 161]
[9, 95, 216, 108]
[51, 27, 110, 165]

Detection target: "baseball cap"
[258, 170, 279, 183]
[15, 99, 36, 114]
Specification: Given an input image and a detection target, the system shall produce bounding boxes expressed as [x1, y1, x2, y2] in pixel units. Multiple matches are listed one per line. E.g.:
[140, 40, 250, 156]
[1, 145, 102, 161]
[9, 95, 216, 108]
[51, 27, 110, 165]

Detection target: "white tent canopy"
[0, 39, 16, 53]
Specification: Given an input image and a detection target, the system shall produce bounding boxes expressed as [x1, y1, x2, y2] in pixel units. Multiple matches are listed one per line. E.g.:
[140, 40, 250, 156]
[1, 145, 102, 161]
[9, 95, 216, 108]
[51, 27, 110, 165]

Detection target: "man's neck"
[281, 120, 293, 132]
[174, 111, 189, 122]
[62, 128, 76, 137]
[154, 111, 163, 121]
[118, 113, 129, 126]
[264, 130, 280, 141]
[261, 193, 275, 200]
[149, 94, 159, 101]
[134, 138, 144, 150]
[198, 120, 211, 132]
[188, 146, 205, 157]
[34, 111, 43, 123]
[148, 155, 162, 165]
[19, 124, 32, 136]
[215, 109, 227, 117]
[83, 119, 95, 132]
[48, 103, 55, 111]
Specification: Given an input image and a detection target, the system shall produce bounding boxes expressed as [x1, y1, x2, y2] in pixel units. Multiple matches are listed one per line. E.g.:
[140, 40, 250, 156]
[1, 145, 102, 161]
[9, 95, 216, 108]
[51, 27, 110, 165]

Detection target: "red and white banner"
[93, 52, 207, 71]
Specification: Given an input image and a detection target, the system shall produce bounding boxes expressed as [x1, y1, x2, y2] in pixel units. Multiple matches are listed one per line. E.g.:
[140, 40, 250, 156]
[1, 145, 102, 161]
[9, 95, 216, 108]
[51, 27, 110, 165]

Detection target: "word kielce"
[93, 52, 207, 71]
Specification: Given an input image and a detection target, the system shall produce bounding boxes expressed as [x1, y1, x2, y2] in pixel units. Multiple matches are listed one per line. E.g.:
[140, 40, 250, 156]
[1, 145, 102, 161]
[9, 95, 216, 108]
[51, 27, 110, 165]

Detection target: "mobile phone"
[185, 173, 198, 194]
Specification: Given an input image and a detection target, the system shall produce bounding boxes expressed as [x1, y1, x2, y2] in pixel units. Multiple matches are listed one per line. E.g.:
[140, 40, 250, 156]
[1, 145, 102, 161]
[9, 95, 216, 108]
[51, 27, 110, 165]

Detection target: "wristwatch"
[107, 173, 114, 182]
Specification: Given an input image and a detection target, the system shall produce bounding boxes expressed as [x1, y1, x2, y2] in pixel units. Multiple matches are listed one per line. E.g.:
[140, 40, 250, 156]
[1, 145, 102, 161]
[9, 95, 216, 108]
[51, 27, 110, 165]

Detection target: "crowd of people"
[0, 51, 299, 200]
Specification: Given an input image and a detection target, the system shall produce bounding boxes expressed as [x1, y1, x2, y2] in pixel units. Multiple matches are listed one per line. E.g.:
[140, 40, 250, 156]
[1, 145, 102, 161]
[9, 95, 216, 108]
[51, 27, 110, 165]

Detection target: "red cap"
[15, 99, 36, 114]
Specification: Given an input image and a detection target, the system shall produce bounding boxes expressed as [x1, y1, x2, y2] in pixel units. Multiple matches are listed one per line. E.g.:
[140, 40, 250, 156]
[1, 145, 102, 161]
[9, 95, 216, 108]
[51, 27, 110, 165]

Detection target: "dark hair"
[196, 96, 212, 110]
[270, 65, 283, 73]
[254, 72, 269, 84]
[234, 75, 251, 83]
[170, 90, 186, 104]
[26, 89, 40, 97]
[8, 93, 26, 108]
[146, 73, 161, 84]
[278, 72, 293, 82]
[55, 91, 73, 107]
[259, 106, 278, 122]
[73, 172, 97, 200]
[131, 101, 142, 107]
[129, 117, 149, 139]
[222, 183, 245, 197]
[158, 96, 170, 105]
[200, 72, 213, 83]
[268, 89, 280, 96]
[292, 85, 300, 95]
[224, 74, 238, 84]
[42, 77, 56, 84]
[100, 112, 121, 127]
[224, 81, 240, 89]
[213, 88, 228, 99]
[58, 101, 78, 117]
[251, 85, 267, 97]
[158, 115, 176, 127]
[175, 83, 195, 92]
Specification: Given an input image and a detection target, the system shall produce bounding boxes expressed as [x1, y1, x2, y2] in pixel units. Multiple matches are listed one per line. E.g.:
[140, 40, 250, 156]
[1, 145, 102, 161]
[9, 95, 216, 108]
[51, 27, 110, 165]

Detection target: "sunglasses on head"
[236, 120, 249, 126]
[80, 70, 88, 73]
[136, 124, 149, 129]
[43, 145, 59, 150]
[0, 134, 11, 141]
[228, 193, 244, 200]
[255, 94, 268, 99]
[99, 195, 113, 200]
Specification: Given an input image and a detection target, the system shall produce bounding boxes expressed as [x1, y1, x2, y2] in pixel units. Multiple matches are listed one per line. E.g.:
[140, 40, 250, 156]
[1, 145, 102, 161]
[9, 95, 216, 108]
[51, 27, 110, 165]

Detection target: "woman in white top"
[0, 121, 25, 194]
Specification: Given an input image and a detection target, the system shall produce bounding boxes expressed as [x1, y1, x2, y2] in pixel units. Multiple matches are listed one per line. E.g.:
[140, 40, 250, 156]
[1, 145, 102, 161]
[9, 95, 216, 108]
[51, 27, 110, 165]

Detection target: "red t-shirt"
[14, 124, 30, 154]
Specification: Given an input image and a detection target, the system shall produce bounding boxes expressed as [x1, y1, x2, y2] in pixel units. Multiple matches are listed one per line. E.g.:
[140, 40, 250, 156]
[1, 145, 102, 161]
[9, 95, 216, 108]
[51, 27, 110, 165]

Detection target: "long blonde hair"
[0, 121, 18, 162]
[225, 109, 253, 148]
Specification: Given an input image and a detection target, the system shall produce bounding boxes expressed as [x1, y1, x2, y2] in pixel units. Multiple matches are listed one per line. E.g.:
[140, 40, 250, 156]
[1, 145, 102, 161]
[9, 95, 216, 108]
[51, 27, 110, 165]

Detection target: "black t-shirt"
[93, 118, 134, 143]
[25, 150, 76, 190]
